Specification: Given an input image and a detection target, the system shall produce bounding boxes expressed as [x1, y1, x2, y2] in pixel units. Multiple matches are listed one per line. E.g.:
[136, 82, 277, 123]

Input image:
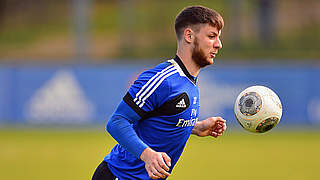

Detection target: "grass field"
[0, 126, 319, 180]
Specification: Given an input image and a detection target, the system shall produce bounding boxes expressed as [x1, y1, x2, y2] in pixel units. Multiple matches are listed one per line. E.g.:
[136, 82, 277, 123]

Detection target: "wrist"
[192, 121, 202, 136]
[140, 147, 154, 161]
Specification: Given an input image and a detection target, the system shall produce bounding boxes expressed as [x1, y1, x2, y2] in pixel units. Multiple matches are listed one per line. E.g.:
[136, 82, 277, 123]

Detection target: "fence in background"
[0, 63, 319, 126]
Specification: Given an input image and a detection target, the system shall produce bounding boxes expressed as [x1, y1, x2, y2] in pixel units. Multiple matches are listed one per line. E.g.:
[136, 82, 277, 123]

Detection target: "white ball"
[234, 86, 282, 133]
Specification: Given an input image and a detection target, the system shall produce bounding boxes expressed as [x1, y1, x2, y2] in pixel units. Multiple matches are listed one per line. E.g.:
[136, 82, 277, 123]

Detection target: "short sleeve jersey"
[104, 56, 200, 180]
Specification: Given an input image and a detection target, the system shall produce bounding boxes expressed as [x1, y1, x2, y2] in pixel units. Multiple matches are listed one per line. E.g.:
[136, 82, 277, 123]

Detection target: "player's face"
[192, 24, 222, 68]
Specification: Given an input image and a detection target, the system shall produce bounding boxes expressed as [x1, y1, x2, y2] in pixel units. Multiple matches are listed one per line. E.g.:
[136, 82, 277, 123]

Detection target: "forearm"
[106, 114, 148, 159]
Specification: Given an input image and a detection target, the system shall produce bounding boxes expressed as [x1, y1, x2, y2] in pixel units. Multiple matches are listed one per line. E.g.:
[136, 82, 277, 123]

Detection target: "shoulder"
[133, 59, 181, 89]
[127, 59, 183, 110]
[139, 60, 177, 79]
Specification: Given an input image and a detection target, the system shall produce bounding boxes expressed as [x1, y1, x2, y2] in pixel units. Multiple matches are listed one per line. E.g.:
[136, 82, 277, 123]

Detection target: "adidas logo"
[176, 98, 186, 108]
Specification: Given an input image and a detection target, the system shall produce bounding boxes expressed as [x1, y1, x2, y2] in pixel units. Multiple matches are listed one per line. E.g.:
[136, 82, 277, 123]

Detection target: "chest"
[147, 84, 199, 127]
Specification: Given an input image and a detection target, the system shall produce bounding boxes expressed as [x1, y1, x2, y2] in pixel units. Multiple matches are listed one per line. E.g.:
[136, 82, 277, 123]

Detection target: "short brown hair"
[174, 5, 224, 40]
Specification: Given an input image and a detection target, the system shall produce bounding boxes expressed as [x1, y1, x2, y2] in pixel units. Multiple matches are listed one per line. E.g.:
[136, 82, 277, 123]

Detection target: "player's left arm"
[191, 117, 227, 138]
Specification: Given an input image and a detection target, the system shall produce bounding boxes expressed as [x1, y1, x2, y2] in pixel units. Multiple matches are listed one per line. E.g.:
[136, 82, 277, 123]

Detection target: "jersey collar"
[174, 55, 197, 85]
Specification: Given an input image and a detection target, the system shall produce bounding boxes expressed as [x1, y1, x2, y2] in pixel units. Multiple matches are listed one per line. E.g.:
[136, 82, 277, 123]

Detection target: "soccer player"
[92, 5, 227, 180]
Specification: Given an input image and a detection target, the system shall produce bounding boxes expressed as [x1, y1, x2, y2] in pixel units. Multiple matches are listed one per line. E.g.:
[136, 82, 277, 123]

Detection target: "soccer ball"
[234, 86, 282, 133]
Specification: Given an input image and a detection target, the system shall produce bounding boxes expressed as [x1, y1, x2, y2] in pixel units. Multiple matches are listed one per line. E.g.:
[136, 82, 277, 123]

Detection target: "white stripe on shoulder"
[168, 59, 186, 77]
[134, 64, 176, 106]
[136, 67, 177, 107]
[138, 69, 178, 108]
[133, 65, 173, 103]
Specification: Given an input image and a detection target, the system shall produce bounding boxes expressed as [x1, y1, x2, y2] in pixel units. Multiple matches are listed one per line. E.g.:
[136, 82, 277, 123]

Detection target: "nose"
[214, 38, 222, 49]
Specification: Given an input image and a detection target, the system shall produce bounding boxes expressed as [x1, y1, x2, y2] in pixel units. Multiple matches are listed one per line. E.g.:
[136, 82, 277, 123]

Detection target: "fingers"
[211, 131, 219, 138]
[162, 153, 171, 169]
[214, 116, 226, 123]
[157, 153, 171, 177]
[149, 166, 164, 179]
[155, 162, 171, 177]
[211, 117, 227, 138]
[144, 152, 171, 179]
[216, 121, 227, 133]
[146, 163, 166, 179]
[211, 117, 226, 130]
[146, 166, 161, 179]
[211, 131, 222, 138]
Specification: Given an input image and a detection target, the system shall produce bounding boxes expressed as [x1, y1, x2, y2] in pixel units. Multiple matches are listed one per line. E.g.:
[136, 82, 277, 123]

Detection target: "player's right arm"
[106, 101, 171, 179]
[106, 69, 172, 179]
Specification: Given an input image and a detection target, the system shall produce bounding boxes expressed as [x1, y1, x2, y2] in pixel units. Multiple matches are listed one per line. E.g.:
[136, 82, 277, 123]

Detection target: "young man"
[92, 5, 227, 180]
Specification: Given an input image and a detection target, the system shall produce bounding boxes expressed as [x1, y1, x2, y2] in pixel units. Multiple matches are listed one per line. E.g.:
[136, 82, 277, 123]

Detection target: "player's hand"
[140, 147, 171, 179]
[193, 116, 227, 138]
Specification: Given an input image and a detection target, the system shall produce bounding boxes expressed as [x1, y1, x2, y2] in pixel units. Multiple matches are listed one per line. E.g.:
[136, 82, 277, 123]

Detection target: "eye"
[208, 35, 216, 39]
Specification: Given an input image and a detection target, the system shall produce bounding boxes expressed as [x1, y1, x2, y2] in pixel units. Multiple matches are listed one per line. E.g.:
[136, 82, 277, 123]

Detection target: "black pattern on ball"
[256, 117, 279, 133]
[238, 92, 262, 116]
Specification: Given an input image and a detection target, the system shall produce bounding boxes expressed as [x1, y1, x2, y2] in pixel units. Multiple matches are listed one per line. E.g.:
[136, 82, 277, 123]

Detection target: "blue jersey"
[104, 56, 200, 180]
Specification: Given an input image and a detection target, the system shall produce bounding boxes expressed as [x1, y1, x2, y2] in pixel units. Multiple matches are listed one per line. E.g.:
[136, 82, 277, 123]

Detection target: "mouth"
[210, 52, 217, 58]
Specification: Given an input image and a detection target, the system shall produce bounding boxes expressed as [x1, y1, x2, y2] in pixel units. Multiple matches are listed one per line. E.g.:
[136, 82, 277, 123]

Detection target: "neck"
[176, 46, 201, 77]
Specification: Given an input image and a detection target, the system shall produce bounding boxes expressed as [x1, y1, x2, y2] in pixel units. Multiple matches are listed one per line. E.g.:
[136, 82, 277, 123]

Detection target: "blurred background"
[0, 0, 319, 180]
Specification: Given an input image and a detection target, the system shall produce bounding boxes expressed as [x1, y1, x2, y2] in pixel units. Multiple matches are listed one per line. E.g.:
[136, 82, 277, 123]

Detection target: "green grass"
[0, 127, 319, 180]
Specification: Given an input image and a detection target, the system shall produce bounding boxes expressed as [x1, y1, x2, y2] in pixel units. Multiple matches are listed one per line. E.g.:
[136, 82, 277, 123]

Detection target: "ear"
[183, 28, 194, 43]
